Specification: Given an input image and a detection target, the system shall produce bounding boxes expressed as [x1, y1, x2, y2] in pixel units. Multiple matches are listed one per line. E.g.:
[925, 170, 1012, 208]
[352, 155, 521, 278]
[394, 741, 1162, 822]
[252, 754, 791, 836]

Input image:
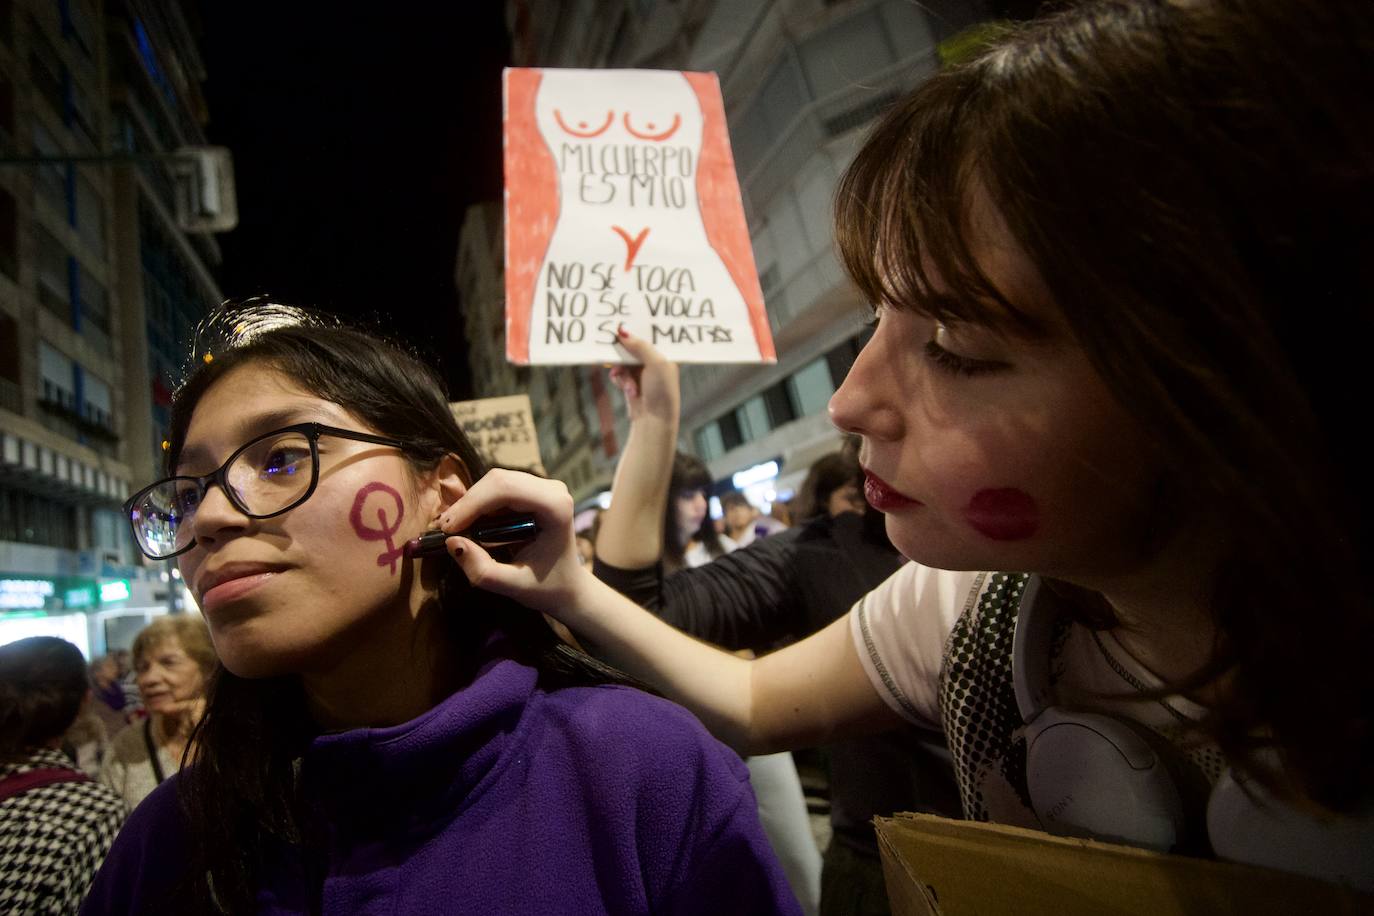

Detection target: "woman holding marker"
[437, 0, 1374, 894]
[82, 303, 801, 916]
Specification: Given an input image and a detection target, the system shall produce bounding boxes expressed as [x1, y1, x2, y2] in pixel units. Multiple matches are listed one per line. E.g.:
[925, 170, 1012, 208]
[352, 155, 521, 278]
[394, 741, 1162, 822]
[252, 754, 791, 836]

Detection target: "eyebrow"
[915, 290, 1055, 341]
[176, 403, 349, 473]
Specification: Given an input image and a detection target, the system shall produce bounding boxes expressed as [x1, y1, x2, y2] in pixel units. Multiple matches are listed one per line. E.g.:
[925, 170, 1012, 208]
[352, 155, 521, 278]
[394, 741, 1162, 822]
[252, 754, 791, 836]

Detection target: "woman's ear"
[431, 454, 471, 520]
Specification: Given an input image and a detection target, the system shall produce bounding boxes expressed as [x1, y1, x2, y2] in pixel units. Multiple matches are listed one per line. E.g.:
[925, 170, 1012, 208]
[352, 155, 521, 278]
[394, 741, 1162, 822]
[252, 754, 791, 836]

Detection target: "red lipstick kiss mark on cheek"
[964, 488, 1039, 541]
[348, 482, 406, 574]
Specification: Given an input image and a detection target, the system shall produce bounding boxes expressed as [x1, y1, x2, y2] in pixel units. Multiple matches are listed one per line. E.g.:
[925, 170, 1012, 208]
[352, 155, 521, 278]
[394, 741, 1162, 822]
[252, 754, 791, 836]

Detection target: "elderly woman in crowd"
[101, 615, 216, 809]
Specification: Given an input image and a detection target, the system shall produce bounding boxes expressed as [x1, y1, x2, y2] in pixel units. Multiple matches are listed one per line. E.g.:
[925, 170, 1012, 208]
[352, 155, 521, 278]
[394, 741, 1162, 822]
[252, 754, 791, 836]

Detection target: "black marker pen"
[403, 513, 541, 558]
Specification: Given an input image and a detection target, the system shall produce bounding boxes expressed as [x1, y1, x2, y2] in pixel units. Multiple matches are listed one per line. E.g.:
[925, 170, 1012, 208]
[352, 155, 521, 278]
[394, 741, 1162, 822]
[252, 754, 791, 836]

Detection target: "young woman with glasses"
[82, 304, 800, 916]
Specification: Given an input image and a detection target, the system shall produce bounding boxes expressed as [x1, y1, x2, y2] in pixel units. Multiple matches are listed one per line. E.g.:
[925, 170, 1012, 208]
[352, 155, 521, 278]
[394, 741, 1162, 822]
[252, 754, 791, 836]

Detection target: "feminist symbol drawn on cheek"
[348, 482, 406, 575]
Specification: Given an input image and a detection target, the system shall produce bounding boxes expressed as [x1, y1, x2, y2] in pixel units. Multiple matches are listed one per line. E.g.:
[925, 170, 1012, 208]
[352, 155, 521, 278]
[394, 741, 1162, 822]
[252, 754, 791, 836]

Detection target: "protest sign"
[503, 67, 776, 366]
[449, 394, 545, 474]
[875, 813, 1371, 916]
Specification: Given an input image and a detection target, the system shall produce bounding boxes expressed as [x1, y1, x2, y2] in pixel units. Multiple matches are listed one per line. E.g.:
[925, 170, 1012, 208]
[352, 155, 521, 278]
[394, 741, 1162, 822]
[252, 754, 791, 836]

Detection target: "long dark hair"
[834, 0, 1372, 809]
[165, 303, 641, 913]
[792, 450, 861, 522]
[662, 452, 726, 573]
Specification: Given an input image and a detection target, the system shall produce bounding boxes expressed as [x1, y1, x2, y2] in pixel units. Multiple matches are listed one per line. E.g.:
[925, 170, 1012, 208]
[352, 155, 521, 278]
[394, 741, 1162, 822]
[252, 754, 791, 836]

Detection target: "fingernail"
[617, 324, 629, 339]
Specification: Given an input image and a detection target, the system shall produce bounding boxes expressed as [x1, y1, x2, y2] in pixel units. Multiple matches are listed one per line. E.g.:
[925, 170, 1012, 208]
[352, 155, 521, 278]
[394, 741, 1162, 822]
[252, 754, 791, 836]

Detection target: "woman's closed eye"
[924, 323, 1011, 377]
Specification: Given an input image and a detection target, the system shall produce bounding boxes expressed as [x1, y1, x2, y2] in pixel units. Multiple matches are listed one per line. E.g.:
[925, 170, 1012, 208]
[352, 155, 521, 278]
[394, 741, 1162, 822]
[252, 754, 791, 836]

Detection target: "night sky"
[198, 2, 511, 399]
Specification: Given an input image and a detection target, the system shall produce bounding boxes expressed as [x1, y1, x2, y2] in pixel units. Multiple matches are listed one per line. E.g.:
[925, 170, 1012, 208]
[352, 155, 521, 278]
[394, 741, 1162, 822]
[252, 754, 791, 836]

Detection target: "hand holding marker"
[403, 513, 541, 558]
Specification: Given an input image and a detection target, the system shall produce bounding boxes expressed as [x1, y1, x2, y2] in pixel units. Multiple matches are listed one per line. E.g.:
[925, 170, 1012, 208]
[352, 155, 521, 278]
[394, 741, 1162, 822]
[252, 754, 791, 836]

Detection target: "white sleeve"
[847, 564, 984, 728]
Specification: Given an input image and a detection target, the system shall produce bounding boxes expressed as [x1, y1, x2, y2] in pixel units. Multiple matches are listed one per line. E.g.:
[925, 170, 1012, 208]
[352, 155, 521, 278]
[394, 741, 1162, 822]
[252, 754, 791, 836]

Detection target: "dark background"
[198, 2, 511, 400]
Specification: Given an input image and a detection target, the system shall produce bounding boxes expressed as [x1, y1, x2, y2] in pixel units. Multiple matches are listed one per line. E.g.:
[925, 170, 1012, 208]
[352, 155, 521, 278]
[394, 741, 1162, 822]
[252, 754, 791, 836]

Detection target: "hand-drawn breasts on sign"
[504, 68, 774, 366]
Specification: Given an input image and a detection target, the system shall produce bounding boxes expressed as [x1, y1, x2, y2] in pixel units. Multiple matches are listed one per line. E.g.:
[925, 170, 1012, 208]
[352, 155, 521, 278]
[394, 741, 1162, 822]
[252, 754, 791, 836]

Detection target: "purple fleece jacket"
[80, 654, 801, 915]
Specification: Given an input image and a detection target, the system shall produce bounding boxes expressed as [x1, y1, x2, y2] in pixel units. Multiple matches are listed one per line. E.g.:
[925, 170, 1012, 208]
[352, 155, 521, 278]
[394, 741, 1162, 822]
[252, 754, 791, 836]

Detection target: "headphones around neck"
[1011, 577, 1374, 892]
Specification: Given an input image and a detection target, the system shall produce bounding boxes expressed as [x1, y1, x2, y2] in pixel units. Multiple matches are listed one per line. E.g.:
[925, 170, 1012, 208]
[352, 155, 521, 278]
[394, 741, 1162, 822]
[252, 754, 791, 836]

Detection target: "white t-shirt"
[847, 564, 1222, 828]
[848, 565, 1374, 894]
[684, 534, 737, 569]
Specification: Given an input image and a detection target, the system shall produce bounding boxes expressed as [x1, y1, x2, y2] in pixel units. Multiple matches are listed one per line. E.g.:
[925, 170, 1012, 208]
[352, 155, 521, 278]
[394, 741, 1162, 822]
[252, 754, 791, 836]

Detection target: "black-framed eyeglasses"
[123, 423, 407, 560]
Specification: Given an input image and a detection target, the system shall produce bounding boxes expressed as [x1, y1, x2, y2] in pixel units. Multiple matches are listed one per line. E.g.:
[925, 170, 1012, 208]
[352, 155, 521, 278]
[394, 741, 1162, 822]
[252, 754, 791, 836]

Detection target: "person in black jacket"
[593, 332, 962, 916]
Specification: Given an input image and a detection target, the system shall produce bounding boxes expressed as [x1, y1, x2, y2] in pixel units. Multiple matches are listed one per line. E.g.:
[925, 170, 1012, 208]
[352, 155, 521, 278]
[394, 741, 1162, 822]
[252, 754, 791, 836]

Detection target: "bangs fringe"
[833, 50, 1044, 336]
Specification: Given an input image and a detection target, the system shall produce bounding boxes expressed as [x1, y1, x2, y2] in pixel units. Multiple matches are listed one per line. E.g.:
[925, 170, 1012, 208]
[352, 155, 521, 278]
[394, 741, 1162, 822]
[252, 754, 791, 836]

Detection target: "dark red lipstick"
[862, 471, 921, 512]
[964, 488, 1039, 541]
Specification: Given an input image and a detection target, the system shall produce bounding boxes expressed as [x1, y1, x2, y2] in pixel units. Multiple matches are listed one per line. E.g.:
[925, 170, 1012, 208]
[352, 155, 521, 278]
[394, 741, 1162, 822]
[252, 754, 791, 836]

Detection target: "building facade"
[0, 0, 220, 654]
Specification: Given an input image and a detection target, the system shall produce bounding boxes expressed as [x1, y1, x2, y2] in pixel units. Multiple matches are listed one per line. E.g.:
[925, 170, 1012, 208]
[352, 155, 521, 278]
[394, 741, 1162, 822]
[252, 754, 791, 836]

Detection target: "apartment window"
[32, 123, 68, 217]
[825, 333, 868, 387]
[695, 422, 724, 462]
[739, 395, 770, 442]
[81, 370, 112, 432]
[132, 17, 178, 109]
[718, 411, 744, 451]
[0, 186, 16, 280]
[0, 314, 18, 415]
[91, 508, 128, 556]
[27, 23, 65, 119]
[74, 171, 105, 253]
[38, 340, 75, 410]
[67, 74, 99, 149]
[0, 76, 14, 141]
[0, 313, 19, 386]
[763, 380, 798, 428]
[0, 483, 79, 550]
[60, 0, 97, 60]
[115, 104, 175, 209]
[140, 204, 208, 360]
[34, 225, 71, 320]
[77, 264, 110, 332]
[790, 358, 836, 416]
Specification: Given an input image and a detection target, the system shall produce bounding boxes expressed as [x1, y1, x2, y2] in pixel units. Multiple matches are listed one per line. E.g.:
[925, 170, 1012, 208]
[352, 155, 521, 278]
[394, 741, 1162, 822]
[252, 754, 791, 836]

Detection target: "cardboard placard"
[450, 394, 544, 474]
[876, 813, 1371, 915]
[503, 67, 775, 366]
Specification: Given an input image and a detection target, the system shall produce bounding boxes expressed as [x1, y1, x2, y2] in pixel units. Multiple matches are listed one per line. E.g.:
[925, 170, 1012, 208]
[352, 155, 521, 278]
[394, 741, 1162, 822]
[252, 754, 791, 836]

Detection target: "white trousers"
[746, 752, 822, 916]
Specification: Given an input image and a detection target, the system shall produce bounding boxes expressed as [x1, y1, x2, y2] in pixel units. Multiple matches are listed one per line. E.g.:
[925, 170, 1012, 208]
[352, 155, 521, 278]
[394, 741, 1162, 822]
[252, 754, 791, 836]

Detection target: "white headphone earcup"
[1208, 769, 1374, 893]
[1025, 709, 1189, 851]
